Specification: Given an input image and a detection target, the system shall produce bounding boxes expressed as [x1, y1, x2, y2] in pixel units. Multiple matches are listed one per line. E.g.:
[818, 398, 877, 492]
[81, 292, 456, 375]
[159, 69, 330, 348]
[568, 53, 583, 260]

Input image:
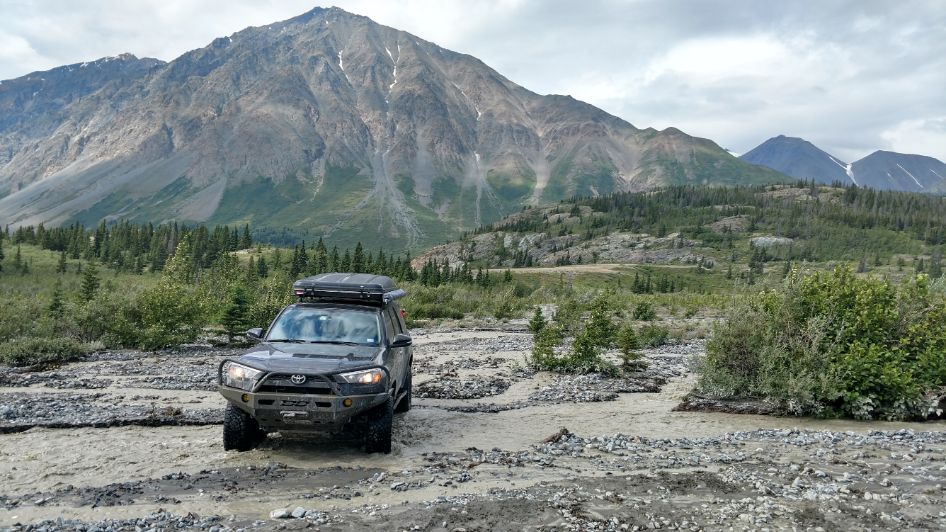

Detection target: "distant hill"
[741, 135, 946, 193]
[416, 184, 946, 269]
[0, 7, 784, 250]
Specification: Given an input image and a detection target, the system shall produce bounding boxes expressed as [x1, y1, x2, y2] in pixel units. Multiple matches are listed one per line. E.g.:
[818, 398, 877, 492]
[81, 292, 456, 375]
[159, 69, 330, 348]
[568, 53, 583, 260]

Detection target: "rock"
[270, 508, 290, 519]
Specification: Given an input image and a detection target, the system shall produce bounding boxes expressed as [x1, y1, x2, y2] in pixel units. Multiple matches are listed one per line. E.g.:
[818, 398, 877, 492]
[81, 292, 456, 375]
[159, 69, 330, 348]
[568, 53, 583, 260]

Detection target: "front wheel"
[223, 403, 265, 451]
[364, 396, 394, 454]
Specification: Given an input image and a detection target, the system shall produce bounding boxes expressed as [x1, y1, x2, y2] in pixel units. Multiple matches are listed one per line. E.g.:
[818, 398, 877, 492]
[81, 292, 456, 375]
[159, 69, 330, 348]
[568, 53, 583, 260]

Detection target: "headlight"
[338, 368, 385, 385]
[221, 362, 263, 391]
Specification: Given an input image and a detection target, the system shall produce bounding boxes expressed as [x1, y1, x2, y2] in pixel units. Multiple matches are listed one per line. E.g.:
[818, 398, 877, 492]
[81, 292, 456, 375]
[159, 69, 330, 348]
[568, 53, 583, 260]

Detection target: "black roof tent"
[292, 273, 406, 304]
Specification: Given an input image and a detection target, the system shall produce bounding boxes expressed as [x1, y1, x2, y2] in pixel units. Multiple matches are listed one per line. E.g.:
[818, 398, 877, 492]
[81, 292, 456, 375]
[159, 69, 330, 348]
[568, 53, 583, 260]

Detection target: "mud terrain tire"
[395, 370, 412, 414]
[223, 403, 264, 451]
[365, 396, 394, 454]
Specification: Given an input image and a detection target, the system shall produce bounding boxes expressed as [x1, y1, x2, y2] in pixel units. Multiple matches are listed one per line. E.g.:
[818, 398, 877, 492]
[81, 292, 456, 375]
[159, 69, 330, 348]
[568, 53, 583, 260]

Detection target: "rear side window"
[382, 311, 397, 342]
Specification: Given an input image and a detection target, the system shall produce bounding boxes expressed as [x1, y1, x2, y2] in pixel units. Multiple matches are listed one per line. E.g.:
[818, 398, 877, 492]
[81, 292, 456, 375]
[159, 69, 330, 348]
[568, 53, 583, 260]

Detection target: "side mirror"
[246, 328, 264, 341]
[390, 333, 412, 348]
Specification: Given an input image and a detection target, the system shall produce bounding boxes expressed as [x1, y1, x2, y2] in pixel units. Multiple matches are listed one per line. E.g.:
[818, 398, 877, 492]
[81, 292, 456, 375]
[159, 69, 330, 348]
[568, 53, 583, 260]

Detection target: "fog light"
[241, 393, 250, 403]
[343, 398, 353, 407]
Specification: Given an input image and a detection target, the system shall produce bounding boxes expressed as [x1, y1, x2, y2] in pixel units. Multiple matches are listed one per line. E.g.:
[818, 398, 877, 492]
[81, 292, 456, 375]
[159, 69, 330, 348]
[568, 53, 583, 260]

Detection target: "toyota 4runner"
[217, 273, 413, 454]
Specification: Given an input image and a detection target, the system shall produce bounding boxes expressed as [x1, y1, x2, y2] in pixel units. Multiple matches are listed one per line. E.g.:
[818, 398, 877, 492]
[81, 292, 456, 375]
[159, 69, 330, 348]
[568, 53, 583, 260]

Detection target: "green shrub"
[698, 268, 946, 420]
[633, 301, 657, 321]
[0, 293, 46, 342]
[529, 322, 564, 369]
[0, 337, 89, 367]
[638, 323, 670, 348]
[131, 281, 211, 349]
[408, 303, 465, 321]
[493, 299, 514, 320]
[553, 296, 584, 334]
[74, 289, 138, 346]
[529, 295, 618, 375]
[246, 272, 293, 330]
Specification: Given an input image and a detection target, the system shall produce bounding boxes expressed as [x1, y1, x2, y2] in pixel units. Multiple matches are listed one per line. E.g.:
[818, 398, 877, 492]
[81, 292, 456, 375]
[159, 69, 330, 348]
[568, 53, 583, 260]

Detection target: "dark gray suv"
[218, 273, 412, 454]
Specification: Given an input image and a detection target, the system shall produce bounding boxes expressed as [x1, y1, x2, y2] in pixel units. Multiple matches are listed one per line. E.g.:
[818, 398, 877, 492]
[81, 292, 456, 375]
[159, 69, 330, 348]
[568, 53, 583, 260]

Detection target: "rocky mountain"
[851, 151, 946, 192]
[0, 54, 166, 168]
[740, 135, 853, 185]
[741, 135, 946, 193]
[0, 7, 784, 249]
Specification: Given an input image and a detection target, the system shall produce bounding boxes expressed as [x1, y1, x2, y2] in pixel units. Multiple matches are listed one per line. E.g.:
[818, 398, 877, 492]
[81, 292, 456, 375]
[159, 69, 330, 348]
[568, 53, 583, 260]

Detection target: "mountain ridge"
[0, 6, 785, 249]
[741, 135, 946, 193]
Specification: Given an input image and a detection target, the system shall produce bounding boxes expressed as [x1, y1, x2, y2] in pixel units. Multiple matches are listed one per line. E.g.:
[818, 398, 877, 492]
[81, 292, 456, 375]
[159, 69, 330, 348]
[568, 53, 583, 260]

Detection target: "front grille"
[258, 375, 335, 395]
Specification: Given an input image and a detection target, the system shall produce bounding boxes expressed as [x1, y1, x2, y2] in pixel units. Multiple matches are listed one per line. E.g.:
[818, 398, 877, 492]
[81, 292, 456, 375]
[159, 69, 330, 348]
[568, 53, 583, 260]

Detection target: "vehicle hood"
[234, 342, 383, 374]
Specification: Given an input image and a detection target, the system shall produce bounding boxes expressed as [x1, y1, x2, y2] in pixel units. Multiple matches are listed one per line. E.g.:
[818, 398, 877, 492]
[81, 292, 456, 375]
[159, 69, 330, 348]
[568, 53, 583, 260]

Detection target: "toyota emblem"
[290, 374, 307, 385]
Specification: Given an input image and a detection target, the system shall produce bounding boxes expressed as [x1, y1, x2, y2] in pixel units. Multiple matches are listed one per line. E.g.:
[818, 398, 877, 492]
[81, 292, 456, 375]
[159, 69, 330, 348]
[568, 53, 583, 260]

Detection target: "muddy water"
[2, 329, 946, 527]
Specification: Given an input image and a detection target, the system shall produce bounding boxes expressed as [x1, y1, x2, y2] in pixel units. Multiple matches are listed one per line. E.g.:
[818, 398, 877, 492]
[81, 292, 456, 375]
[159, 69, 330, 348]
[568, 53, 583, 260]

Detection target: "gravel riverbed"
[2, 328, 945, 530]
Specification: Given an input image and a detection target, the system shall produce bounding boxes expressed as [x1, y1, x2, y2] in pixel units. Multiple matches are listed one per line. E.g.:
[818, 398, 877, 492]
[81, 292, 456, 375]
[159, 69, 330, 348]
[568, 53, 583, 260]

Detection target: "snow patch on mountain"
[897, 163, 923, 188]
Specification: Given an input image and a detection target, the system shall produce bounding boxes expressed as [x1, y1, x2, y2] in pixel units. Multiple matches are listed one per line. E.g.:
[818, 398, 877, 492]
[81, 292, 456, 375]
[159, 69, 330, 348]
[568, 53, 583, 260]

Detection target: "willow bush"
[698, 267, 946, 420]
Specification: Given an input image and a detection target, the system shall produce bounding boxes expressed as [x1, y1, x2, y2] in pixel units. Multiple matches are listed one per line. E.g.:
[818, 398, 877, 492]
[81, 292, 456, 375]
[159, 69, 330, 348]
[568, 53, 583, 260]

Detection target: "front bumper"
[219, 385, 389, 432]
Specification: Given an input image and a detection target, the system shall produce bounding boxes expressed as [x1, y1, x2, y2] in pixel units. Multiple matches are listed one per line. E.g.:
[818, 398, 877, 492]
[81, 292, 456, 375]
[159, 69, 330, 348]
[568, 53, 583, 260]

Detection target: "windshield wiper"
[308, 340, 366, 346]
[268, 338, 306, 343]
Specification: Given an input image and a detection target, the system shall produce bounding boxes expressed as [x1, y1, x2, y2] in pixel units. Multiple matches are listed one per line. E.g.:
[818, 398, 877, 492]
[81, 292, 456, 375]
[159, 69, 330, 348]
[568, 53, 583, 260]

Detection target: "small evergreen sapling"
[80, 261, 100, 302]
[48, 279, 65, 316]
[222, 286, 250, 343]
[617, 324, 647, 370]
[57, 251, 68, 274]
[528, 306, 546, 334]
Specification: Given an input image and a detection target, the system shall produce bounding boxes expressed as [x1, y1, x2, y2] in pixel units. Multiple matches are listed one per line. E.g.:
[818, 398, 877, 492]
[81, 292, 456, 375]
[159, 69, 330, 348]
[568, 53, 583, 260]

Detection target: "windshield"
[267, 306, 381, 346]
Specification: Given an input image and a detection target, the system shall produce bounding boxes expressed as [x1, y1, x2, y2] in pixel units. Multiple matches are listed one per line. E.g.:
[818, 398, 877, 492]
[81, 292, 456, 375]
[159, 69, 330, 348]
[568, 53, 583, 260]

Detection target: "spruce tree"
[257, 255, 269, 278]
[585, 295, 617, 348]
[329, 246, 340, 272]
[48, 279, 65, 316]
[617, 324, 646, 370]
[239, 225, 252, 249]
[80, 261, 100, 302]
[221, 286, 250, 343]
[57, 251, 68, 274]
[314, 239, 328, 274]
[352, 242, 365, 272]
[930, 252, 943, 279]
[245, 256, 258, 284]
[528, 306, 546, 334]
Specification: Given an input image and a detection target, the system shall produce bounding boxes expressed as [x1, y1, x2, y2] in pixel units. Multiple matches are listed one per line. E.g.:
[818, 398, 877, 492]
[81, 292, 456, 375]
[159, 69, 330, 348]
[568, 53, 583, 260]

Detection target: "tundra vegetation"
[1, 183, 946, 423]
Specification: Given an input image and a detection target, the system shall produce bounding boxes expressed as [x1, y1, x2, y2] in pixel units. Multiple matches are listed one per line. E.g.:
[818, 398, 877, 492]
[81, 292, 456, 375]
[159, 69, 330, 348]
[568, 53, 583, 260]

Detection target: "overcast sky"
[1, 0, 944, 161]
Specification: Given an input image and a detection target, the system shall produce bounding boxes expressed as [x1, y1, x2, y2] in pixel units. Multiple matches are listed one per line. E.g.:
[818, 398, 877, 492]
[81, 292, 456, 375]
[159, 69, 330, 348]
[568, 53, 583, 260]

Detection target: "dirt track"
[3, 327, 946, 530]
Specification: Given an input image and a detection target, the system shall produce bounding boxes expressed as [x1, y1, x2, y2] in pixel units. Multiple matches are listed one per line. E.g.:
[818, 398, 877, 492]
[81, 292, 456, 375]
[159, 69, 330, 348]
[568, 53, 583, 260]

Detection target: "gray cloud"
[1, 0, 943, 161]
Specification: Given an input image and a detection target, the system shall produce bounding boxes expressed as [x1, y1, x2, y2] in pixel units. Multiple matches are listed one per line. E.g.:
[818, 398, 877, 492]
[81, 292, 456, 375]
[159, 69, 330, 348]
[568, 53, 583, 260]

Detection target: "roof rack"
[292, 273, 406, 305]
